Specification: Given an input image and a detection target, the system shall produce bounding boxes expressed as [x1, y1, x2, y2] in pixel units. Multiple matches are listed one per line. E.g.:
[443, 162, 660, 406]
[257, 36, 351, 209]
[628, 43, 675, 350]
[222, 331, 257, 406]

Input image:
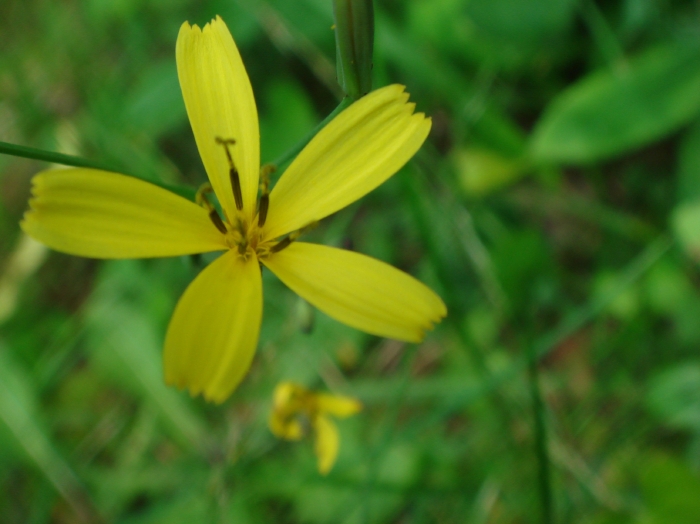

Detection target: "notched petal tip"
[264, 243, 445, 343]
[264, 84, 433, 239]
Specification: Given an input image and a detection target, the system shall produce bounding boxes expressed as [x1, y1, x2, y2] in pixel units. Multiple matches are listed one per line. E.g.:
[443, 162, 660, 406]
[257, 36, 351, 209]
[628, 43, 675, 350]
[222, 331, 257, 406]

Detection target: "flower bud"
[333, 0, 374, 100]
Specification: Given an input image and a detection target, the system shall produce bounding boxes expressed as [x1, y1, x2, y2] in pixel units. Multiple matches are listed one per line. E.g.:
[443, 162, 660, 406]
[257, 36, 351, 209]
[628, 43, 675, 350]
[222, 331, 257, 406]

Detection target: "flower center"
[195, 137, 316, 261]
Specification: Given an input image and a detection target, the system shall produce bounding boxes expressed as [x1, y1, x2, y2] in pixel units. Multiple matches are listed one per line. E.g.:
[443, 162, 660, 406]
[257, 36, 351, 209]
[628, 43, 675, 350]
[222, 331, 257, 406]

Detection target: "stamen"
[208, 210, 228, 234]
[270, 221, 319, 253]
[215, 137, 243, 211]
[196, 182, 228, 234]
[258, 164, 276, 227]
[270, 236, 292, 253]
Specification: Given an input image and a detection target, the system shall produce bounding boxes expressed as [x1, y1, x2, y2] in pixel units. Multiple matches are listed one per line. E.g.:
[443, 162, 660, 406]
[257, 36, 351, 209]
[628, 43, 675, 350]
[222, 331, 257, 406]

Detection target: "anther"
[258, 164, 276, 227]
[270, 236, 292, 253]
[215, 137, 243, 211]
[270, 221, 318, 253]
[196, 182, 228, 234]
[208, 210, 228, 234]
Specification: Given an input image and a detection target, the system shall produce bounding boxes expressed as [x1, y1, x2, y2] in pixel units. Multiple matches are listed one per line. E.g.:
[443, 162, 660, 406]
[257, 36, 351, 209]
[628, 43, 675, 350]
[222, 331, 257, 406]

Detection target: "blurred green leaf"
[639, 453, 700, 524]
[643, 260, 692, 315]
[677, 119, 700, 203]
[671, 199, 700, 262]
[260, 80, 317, 164]
[83, 261, 206, 450]
[407, 0, 574, 71]
[453, 148, 527, 197]
[124, 60, 185, 139]
[594, 271, 641, 321]
[117, 490, 212, 524]
[464, 0, 575, 45]
[0, 343, 93, 519]
[531, 43, 700, 163]
[647, 362, 700, 433]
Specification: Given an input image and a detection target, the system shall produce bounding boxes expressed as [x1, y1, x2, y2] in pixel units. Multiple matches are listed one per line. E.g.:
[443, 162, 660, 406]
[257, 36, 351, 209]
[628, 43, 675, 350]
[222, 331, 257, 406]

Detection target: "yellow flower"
[21, 16, 446, 403]
[269, 382, 362, 475]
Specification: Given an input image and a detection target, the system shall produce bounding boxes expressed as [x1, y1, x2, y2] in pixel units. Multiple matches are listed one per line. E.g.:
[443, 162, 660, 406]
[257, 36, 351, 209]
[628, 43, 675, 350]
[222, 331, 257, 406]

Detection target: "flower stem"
[529, 349, 554, 524]
[269, 97, 353, 169]
[0, 140, 123, 173]
[0, 139, 197, 201]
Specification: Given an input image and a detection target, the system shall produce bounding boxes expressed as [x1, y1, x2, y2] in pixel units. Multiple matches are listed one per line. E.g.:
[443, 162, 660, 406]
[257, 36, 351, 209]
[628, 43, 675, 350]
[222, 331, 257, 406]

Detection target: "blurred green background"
[2, 0, 700, 522]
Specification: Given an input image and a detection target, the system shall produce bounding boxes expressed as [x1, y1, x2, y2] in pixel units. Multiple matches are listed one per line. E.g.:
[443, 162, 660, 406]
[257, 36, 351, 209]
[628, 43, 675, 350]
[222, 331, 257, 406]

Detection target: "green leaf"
[83, 261, 206, 450]
[640, 454, 700, 524]
[647, 362, 700, 432]
[531, 43, 700, 163]
[453, 148, 527, 197]
[672, 199, 700, 262]
[677, 119, 700, 203]
[0, 343, 91, 517]
[123, 60, 186, 139]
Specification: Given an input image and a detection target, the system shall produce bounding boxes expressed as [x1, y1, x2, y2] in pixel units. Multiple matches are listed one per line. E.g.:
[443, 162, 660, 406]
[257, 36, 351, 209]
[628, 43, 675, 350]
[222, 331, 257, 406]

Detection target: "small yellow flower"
[269, 382, 362, 475]
[21, 16, 446, 403]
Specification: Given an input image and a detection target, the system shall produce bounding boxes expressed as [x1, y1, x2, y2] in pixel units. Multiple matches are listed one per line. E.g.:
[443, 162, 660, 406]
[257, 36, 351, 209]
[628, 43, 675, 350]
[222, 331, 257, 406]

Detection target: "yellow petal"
[177, 16, 260, 221]
[21, 169, 226, 258]
[263, 85, 431, 239]
[164, 250, 262, 403]
[262, 243, 446, 342]
[316, 393, 362, 418]
[268, 412, 304, 441]
[272, 381, 306, 411]
[313, 415, 339, 475]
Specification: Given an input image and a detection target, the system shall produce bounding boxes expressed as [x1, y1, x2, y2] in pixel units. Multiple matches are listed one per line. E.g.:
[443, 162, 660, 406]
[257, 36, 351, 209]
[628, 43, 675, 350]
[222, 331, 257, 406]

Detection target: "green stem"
[0, 139, 198, 201]
[529, 352, 553, 524]
[0, 140, 125, 173]
[269, 97, 353, 169]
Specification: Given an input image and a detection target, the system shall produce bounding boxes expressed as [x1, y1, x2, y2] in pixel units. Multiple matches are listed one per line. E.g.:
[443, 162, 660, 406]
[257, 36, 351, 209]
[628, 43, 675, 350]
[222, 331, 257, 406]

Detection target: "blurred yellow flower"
[269, 382, 362, 475]
[21, 16, 446, 403]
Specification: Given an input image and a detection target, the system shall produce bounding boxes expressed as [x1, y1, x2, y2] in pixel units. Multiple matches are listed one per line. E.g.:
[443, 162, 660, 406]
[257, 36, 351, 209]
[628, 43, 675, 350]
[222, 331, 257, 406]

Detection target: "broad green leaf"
[531, 43, 700, 163]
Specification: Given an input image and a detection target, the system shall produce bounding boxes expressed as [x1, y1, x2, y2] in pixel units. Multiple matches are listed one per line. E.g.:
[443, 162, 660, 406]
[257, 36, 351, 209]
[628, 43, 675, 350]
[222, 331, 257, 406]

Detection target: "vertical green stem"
[529, 352, 554, 524]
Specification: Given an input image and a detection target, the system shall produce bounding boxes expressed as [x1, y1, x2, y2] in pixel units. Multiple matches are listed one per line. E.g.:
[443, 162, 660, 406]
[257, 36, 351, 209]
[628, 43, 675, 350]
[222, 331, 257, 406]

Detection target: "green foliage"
[2, 0, 700, 522]
[531, 43, 700, 164]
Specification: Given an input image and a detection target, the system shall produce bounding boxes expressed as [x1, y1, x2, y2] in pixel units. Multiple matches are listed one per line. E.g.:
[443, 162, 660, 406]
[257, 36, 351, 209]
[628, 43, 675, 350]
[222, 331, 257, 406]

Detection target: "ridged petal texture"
[263, 84, 431, 240]
[177, 16, 260, 221]
[263, 243, 446, 342]
[164, 251, 263, 403]
[21, 169, 226, 258]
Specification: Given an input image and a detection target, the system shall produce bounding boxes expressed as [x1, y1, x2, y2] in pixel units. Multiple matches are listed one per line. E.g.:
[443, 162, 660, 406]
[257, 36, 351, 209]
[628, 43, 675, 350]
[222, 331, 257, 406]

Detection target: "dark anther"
[257, 164, 275, 228]
[270, 221, 318, 254]
[215, 136, 243, 211]
[270, 236, 292, 253]
[208, 209, 228, 234]
[258, 194, 269, 227]
[230, 167, 244, 211]
[196, 182, 228, 234]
